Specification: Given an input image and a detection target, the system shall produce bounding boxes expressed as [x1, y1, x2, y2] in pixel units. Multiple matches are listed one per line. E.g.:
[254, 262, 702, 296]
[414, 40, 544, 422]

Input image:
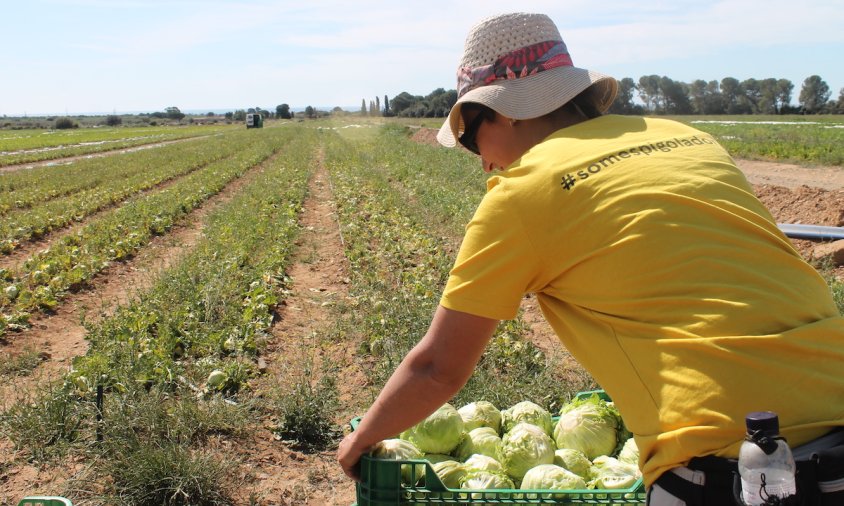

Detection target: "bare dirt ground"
[1, 129, 843, 505]
[222, 159, 366, 506]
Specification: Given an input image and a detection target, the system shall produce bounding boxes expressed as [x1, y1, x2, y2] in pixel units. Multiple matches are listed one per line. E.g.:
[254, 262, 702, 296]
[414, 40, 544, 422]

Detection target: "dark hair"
[460, 102, 497, 123]
[559, 88, 603, 120]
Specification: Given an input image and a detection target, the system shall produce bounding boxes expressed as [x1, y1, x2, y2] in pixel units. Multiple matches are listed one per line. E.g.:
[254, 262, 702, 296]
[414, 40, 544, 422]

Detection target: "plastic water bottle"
[737, 411, 797, 505]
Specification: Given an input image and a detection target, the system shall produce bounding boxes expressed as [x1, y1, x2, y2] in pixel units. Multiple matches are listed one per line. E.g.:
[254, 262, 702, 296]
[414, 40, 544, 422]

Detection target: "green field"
[669, 115, 844, 166]
[0, 119, 840, 505]
[0, 124, 237, 166]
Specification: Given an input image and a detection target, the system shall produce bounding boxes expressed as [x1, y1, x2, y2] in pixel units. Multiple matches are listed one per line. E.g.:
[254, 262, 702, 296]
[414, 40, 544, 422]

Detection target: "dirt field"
[1, 128, 843, 505]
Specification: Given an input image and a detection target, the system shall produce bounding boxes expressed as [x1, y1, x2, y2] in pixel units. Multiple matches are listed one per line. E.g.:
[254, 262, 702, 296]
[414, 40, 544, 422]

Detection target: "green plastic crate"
[17, 498, 73, 506]
[351, 390, 646, 505]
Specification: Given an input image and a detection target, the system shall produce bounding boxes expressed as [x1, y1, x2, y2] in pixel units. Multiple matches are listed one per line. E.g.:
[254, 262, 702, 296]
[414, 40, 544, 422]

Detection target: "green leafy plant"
[274, 373, 341, 452]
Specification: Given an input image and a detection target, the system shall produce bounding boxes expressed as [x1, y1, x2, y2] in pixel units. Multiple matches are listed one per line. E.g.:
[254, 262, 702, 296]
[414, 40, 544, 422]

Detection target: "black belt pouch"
[814, 444, 844, 506]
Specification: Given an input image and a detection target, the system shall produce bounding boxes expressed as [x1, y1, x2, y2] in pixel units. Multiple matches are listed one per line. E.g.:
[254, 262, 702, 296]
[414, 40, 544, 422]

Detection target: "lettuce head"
[520, 464, 588, 496]
[463, 453, 505, 474]
[553, 448, 592, 478]
[461, 470, 516, 499]
[431, 459, 466, 489]
[454, 426, 503, 462]
[588, 455, 642, 490]
[499, 422, 556, 481]
[458, 400, 502, 433]
[401, 403, 464, 454]
[501, 400, 553, 435]
[553, 395, 623, 460]
[370, 438, 424, 484]
[617, 437, 639, 466]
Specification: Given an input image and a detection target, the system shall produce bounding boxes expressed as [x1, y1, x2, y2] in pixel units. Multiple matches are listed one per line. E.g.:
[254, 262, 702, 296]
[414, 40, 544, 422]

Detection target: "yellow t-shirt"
[440, 115, 844, 486]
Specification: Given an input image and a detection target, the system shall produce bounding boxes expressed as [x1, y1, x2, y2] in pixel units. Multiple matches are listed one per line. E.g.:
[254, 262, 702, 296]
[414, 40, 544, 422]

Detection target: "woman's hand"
[338, 431, 371, 481]
[335, 306, 498, 482]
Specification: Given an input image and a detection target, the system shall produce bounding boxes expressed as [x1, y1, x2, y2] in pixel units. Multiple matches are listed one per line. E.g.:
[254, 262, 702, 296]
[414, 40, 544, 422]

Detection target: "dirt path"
[736, 159, 844, 191]
[228, 157, 361, 506]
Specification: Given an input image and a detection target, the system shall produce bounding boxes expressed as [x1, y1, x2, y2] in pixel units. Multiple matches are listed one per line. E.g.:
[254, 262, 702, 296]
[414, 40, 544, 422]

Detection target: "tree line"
[365, 75, 843, 118]
[609, 75, 840, 115]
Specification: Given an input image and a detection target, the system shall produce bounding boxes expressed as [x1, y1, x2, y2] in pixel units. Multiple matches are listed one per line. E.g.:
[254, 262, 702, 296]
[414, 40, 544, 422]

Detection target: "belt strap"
[793, 427, 844, 461]
[653, 469, 705, 506]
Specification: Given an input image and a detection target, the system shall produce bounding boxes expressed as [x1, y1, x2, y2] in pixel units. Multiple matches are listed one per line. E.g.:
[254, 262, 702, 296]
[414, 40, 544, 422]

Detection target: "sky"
[2, 0, 843, 116]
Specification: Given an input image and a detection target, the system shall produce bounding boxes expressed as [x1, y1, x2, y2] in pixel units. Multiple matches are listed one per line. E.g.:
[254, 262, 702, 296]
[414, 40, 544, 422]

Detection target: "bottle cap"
[745, 411, 780, 436]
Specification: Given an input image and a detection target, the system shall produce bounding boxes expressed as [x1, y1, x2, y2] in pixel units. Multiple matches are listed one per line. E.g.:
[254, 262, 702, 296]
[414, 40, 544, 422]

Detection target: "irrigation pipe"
[778, 223, 844, 241]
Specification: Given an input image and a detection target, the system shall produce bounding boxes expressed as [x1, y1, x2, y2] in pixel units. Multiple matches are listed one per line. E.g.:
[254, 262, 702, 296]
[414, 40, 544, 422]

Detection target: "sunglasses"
[458, 108, 492, 155]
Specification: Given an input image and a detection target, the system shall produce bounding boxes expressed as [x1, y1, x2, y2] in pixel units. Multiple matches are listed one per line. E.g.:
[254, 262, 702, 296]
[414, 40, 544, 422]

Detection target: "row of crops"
[0, 124, 236, 167]
[1, 125, 320, 504]
[322, 125, 593, 411]
[0, 133, 247, 251]
[0, 129, 287, 335]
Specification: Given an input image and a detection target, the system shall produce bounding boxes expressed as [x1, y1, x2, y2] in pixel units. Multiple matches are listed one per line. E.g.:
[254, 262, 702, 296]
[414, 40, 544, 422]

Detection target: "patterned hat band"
[456, 39, 574, 98]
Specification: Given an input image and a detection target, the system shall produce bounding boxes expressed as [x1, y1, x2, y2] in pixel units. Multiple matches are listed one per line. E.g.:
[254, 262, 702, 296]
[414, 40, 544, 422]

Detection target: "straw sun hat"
[437, 12, 618, 147]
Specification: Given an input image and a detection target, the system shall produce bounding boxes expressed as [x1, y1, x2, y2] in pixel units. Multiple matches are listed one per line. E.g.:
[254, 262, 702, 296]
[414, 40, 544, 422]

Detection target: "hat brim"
[437, 66, 617, 148]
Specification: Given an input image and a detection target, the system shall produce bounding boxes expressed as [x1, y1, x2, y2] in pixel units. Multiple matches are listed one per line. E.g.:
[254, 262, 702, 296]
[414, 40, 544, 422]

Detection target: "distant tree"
[389, 92, 416, 116]
[836, 88, 844, 114]
[276, 103, 292, 119]
[105, 114, 122, 126]
[224, 112, 234, 120]
[383, 94, 391, 116]
[608, 77, 640, 114]
[660, 77, 692, 114]
[427, 88, 457, 117]
[689, 80, 708, 114]
[720, 77, 745, 114]
[165, 106, 185, 120]
[375, 96, 381, 117]
[688, 80, 724, 114]
[799, 75, 831, 113]
[774, 79, 794, 114]
[702, 81, 725, 114]
[637, 75, 661, 112]
[305, 105, 315, 118]
[361, 99, 367, 116]
[756, 78, 780, 114]
[739, 78, 762, 113]
[233, 109, 246, 121]
[55, 117, 77, 129]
